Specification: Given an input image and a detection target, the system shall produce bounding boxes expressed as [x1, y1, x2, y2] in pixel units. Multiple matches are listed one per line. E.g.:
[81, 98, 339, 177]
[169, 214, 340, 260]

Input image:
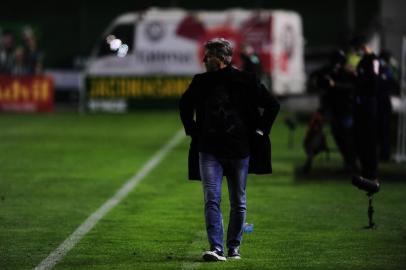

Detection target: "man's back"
[192, 65, 255, 158]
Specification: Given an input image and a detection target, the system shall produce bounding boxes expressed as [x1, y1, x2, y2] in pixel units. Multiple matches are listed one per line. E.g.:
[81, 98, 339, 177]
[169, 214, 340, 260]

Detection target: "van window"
[97, 24, 134, 57]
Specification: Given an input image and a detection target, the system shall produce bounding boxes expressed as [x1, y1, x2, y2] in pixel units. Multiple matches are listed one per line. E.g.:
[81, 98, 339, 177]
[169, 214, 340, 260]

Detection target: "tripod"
[351, 175, 380, 229]
[364, 192, 376, 229]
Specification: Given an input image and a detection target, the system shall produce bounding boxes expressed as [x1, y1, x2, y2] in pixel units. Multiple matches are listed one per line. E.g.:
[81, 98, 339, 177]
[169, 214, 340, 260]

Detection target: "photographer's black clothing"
[179, 65, 280, 180]
[325, 69, 355, 118]
[354, 53, 380, 179]
[377, 58, 400, 160]
[326, 68, 357, 170]
[355, 54, 380, 97]
[312, 64, 357, 170]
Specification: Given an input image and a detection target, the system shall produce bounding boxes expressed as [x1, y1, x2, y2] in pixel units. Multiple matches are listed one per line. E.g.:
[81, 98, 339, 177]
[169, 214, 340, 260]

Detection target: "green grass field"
[1, 111, 406, 270]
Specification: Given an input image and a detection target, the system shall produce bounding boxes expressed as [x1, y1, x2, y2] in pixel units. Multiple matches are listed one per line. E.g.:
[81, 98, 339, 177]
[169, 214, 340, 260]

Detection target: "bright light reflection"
[109, 39, 122, 51]
[117, 44, 129, 57]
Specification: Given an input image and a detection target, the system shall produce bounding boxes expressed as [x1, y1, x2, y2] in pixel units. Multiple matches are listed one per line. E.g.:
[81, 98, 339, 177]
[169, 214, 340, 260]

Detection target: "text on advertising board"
[0, 75, 54, 112]
[87, 76, 192, 98]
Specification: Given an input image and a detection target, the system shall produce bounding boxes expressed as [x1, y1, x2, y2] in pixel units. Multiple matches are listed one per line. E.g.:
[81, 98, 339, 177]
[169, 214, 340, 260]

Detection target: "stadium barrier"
[0, 75, 54, 113]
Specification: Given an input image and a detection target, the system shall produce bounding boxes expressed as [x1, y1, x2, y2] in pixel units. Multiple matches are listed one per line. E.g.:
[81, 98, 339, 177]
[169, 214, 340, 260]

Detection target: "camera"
[352, 176, 380, 194]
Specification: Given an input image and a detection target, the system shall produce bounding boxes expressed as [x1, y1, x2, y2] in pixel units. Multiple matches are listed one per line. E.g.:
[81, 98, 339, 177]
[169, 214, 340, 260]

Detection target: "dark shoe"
[227, 248, 241, 260]
[202, 249, 227, 262]
[352, 176, 380, 194]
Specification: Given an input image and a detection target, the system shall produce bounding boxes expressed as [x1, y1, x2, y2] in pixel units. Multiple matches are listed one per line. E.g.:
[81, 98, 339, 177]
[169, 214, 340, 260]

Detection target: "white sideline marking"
[34, 129, 185, 270]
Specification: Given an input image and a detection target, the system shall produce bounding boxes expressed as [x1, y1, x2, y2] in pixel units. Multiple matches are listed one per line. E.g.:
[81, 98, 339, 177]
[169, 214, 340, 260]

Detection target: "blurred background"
[1, 0, 404, 68]
[1, 0, 405, 162]
[0, 0, 405, 109]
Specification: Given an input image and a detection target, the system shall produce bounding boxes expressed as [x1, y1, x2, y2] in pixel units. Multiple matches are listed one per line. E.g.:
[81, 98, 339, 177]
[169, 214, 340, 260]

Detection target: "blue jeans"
[199, 152, 249, 252]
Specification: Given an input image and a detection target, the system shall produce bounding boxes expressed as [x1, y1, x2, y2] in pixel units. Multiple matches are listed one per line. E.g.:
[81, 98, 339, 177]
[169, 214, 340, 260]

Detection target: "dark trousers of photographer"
[354, 96, 378, 179]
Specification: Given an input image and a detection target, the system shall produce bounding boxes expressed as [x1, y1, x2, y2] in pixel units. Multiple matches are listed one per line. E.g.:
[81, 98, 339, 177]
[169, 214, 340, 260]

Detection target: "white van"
[84, 8, 305, 111]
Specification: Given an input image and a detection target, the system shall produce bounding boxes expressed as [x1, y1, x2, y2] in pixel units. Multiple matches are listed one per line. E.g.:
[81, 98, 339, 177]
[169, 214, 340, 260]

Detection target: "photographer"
[351, 36, 381, 194]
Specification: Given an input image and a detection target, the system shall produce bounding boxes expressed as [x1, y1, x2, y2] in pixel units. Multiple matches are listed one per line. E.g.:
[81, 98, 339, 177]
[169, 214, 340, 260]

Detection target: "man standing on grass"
[179, 38, 280, 261]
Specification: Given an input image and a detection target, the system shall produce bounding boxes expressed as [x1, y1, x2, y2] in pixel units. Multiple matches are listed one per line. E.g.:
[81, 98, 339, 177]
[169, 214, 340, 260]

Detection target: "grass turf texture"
[0, 111, 405, 270]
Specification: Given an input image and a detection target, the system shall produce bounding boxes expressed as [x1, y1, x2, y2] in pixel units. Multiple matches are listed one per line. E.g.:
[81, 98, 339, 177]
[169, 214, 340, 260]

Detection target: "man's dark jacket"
[179, 65, 280, 180]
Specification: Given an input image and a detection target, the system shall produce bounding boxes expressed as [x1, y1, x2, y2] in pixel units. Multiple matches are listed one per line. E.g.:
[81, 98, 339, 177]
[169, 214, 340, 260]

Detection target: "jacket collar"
[215, 64, 233, 73]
